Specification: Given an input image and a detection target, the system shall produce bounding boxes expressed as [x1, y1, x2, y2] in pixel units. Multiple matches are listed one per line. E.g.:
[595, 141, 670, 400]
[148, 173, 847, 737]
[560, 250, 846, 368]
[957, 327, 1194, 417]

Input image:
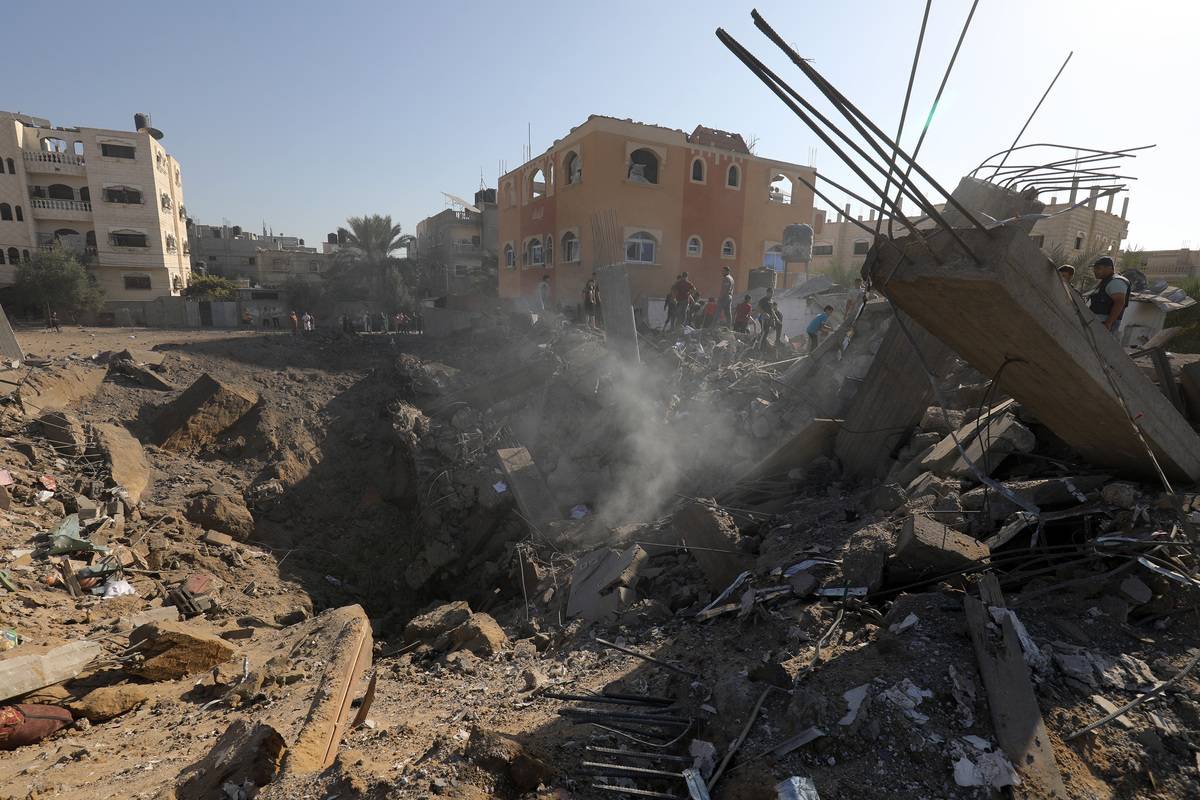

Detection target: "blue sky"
[8, 0, 1195, 249]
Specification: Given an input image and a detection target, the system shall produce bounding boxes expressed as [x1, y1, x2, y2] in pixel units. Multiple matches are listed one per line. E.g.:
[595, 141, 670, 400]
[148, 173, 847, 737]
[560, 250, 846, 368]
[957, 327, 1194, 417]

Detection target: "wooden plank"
[964, 592, 1065, 798]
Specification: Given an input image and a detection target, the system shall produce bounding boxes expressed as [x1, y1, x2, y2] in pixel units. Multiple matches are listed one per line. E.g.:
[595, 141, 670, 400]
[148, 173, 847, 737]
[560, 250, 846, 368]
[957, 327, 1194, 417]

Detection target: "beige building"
[414, 188, 499, 296]
[1030, 181, 1129, 259]
[497, 116, 816, 308]
[1123, 247, 1200, 281]
[0, 111, 189, 303]
[252, 247, 328, 286]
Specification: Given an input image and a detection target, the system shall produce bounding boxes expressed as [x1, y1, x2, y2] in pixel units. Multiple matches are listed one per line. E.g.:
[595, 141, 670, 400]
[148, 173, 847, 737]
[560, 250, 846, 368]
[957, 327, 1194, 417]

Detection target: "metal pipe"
[582, 761, 686, 779]
[876, 0, 932, 236]
[990, 50, 1075, 178]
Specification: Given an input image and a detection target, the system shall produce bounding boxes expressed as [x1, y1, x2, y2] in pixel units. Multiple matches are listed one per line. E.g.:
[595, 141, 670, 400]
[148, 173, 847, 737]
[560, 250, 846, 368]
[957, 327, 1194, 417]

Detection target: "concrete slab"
[497, 447, 560, 530]
[594, 264, 640, 363]
[868, 200, 1200, 481]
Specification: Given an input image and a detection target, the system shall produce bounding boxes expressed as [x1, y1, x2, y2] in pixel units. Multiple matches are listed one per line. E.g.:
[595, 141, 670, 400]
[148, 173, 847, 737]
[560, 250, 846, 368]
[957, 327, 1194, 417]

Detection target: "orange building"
[497, 116, 816, 313]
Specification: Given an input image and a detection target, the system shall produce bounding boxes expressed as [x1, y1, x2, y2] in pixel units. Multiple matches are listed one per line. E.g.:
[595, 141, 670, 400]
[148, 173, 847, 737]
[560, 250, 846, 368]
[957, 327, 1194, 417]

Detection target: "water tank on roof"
[783, 223, 813, 263]
[133, 112, 164, 140]
[327, 233, 338, 244]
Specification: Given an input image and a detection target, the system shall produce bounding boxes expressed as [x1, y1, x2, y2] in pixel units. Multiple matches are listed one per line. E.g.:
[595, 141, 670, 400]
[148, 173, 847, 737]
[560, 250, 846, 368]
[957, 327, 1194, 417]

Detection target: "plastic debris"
[776, 776, 821, 799]
[838, 684, 870, 726]
[102, 579, 137, 599]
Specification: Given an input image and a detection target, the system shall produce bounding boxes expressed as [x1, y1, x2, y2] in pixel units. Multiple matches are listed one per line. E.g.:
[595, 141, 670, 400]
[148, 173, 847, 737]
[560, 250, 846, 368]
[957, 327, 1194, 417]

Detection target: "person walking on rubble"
[47, 310, 61, 333]
[806, 304, 835, 352]
[301, 311, 314, 333]
[756, 289, 782, 349]
[538, 274, 552, 312]
[1087, 255, 1129, 336]
[669, 272, 697, 330]
[665, 275, 681, 330]
[716, 266, 735, 327]
[733, 294, 753, 333]
[582, 279, 599, 329]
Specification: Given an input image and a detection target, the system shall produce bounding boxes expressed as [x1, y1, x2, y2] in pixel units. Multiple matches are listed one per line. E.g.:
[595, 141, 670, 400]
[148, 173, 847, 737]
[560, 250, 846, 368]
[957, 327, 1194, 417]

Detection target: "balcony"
[23, 150, 86, 176]
[30, 197, 93, 221]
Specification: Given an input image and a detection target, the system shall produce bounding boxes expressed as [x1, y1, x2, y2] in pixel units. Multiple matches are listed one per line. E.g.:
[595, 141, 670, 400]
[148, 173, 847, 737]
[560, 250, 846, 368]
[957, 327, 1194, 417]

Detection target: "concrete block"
[498, 447, 560, 530]
[88, 422, 152, 505]
[889, 515, 989, 585]
[566, 545, 647, 621]
[919, 399, 1017, 475]
[947, 413, 1036, 479]
[154, 373, 258, 452]
[672, 499, 755, 590]
[869, 187, 1200, 481]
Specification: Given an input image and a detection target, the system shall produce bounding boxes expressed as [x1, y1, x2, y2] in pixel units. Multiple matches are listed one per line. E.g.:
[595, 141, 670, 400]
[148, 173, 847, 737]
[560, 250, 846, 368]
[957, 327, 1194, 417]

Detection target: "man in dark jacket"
[1087, 256, 1129, 336]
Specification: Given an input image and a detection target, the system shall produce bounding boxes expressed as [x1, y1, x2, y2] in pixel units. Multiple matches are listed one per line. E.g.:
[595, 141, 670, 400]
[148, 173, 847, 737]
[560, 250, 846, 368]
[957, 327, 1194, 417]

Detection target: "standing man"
[538, 275, 552, 311]
[716, 266, 734, 327]
[289, 310, 299, 334]
[756, 288, 780, 349]
[669, 272, 697, 330]
[47, 310, 61, 333]
[582, 279, 598, 329]
[1087, 256, 1129, 336]
[806, 304, 835, 352]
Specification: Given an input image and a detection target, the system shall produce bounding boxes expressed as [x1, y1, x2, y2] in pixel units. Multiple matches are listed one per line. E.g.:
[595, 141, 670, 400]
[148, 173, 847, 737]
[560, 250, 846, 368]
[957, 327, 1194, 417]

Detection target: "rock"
[521, 667, 548, 692]
[175, 718, 286, 800]
[107, 357, 176, 391]
[153, 373, 259, 452]
[68, 683, 156, 722]
[444, 650, 480, 675]
[947, 413, 1036, 478]
[842, 524, 896, 593]
[37, 411, 86, 456]
[404, 601, 473, 643]
[186, 493, 255, 540]
[1118, 575, 1153, 605]
[464, 727, 553, 793]
[919, 406, 965, 435]
[88, 422, 151, 505]
[866, 482, 907, 513]
[128, 620, 236, 680]
[672, 499, 756, 591]
[449, 613, 508, 658]
[1102, 482, 1139, 509]
[888, 516, 989, 586]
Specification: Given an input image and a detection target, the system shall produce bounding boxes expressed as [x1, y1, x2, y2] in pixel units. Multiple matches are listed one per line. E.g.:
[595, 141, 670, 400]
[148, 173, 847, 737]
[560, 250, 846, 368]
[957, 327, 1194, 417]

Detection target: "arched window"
[562, 231, 580, 262]
[625, 231, 657, 264]
[0, 203, 10, 221]
[628, 149, 659, 184]
[504, 243, 515, 269]
[530, 168, 546, 200]
[727, 164, 740, 188]
[73, 141, 84, 157]
[687, 236, 702, 257]
[564, 152, 582, 185]
[721, 238, 736, 258]
[852, 240, 871, 255]
[14, 206, 22, 222]
[768, 175, 790, 204]
[5, 248, 17, 264]
[4, 158, 13, 174]
[527, 238, 544, 266]
[691, 158, 705, 182]
[48, 184, 74, 200]
[86, 231, 97, 249]
[544, 235, 553, 265]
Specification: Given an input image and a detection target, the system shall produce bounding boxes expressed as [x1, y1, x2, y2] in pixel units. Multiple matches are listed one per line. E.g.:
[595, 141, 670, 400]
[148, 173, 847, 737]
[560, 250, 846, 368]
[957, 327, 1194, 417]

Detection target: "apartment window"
[14, 205, 22, 222]
[530, 168, 547, 200]
[110, 230, 148, 248]
[4, 158, 13, 174]
[160, 193, 172, 211]
[48, 184, 74, 200]
[813, 243, 833, 256]
[5, 248, 17, 264]
[721, 238, 736, 259]
[80, 187, 90, 202]
[691, 158, 705, 183]
[545, 235, 553, 265]
[0, 250, 4, 264]
[727, 164, 740, 188]
[208, 255, 217, 262]
[0, 159, 4, 174]
[1031, 234, 1045, 248]
[73, 141, 84, 157]
[123, 275, 152, 290]
[104, 186, 143, 204]
[454, 264, 469, 278]
[21, 249, 29, 262]
[852, 240, 870, 255]
[101, 143, 136, 159]
[687, 236, 702, 257]
[504, 243, 515, 269]
[628, 149, 659, 184]
[1074, 234, 1083, 250]
[165, 234, 177, 253]
[565, 151, 582, 184]
[625, 231, 657, 264]
[768, 175, 791, 204]
[248, 257, 256, 265]
[562, 231, 580, 263]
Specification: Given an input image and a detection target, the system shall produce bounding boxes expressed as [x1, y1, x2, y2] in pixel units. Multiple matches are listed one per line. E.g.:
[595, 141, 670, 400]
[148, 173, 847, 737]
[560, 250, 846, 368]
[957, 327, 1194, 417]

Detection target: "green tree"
[337, 214, 407, 265]
[14, 245, 103, 318]
[331, 214, 417, 308]
[185, 273, 239, 301]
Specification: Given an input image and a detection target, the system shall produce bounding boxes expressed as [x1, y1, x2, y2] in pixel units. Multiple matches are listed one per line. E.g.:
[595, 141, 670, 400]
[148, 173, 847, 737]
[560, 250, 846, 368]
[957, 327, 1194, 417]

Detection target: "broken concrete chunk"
[464, 726, 554, 793]
[1101, 481, 1139, 509]
[404, 601, 473, 643]
[566, 545, 647, 621]
[889, 516, 990, 585]
[1119, 575, 1153, 605]
[919, 399, 1018, 474]
[128, 620, 236, 681]
[68, 683, 157, 722]
[672, 499, 755, 590]
[153, 373, 258, 452]
[866, 482, 907, 513]
[186, 492, 255, 540]
[175, 718, 287, 800]
[37, 410, 86, 456]
[87, 422, 151, 506]
[448, 613, 508, 658]
[107, 357, 176, 391]
[961, 475, 1109, 521]
[919, 406, 965, 435]
[947, 413, 1036, 479]
[841, 524, 895, 593]
[0, 641, 102, 703]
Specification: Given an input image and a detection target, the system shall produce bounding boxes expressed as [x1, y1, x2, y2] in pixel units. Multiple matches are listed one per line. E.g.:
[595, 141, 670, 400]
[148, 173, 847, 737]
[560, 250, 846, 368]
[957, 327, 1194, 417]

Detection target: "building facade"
[414, 188, 498, 296]
[188, 222, 311, 282]
[1030, 182, 1129, 259]
[0, 111, 190, 302]
[1124, 248, 1200, 281]
[251, 247, 328, 286]
[496, 116, 816, 309]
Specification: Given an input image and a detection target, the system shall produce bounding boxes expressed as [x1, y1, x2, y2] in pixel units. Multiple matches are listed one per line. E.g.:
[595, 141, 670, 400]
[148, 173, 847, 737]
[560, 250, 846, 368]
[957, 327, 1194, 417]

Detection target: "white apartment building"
[0, 111, 190, 303]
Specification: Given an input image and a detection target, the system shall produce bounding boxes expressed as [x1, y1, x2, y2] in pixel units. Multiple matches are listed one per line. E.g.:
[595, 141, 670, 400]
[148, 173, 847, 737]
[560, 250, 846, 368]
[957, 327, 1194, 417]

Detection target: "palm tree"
[337, 214, 406, 264]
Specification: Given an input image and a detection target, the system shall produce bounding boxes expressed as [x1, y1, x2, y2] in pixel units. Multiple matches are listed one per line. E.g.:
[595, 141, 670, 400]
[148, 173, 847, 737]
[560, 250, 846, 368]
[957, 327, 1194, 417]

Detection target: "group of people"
[662, 269, 795, 351]
[337, 310, 422, 334]
[288, 311, 316, 333]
